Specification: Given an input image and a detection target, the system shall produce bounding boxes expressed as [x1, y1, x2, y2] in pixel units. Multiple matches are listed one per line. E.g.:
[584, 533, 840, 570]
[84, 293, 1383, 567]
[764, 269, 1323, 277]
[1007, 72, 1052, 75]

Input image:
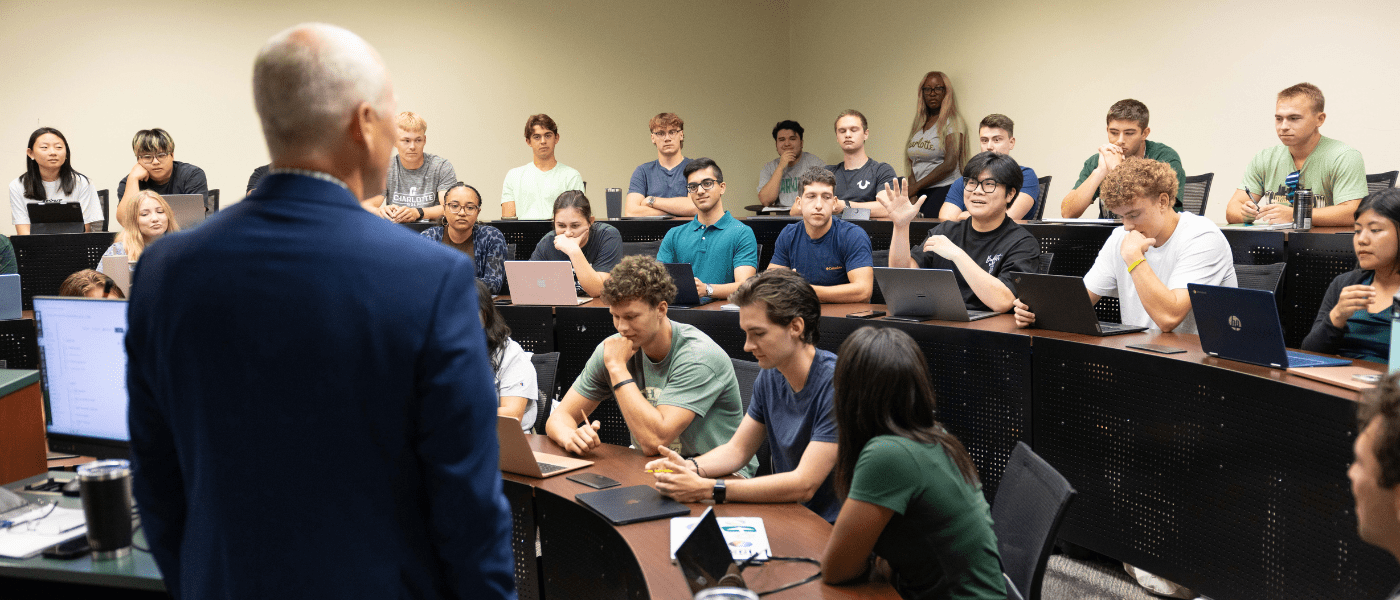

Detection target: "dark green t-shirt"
[849, 435, 1005, 600]
[1074, 139, 1186, 215]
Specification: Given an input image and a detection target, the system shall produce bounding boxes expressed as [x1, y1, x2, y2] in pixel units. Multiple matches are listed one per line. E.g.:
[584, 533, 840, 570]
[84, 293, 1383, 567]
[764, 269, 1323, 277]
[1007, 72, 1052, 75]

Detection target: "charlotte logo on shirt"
[392, 185, 434, 208]
[985, 253, 1003, 272]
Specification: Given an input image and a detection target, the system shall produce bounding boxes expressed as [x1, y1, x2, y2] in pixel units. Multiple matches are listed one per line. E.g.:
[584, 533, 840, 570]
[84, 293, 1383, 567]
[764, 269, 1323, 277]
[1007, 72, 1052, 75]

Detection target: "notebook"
[504, 261, 591, 305]
[496, 415, 592, 478]
[575, 484, 690, 525]
[1011, 273, 1148, 336]
[874, 267, 998, 322]
[1189, 283, 1352, 369]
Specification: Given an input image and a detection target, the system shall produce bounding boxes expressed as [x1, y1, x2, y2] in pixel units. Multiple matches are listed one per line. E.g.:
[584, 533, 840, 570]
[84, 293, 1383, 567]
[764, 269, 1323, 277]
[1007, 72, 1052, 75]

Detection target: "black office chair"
[1367, 171, 1399, 197]
[990, 442, 1076, 600]
[206, 189, 221, 215]
[97, 189, 109, 232]
[530, 352, 560, 434]
[619, 240, 661, 258]
[1182, 173, 1213, 217]
[1038, 252, 1054, 275]
[730, 357, 772, 476]
[870, 249, 890, 305]
[1234, 262, 1286, 295]
[505, 243, 519, 261]
[1034, 176, 1052, 220]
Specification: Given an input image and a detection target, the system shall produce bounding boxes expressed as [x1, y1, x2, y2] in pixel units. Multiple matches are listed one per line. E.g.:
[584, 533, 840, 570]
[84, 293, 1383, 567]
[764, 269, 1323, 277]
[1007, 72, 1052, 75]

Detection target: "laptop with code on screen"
[33, 296, 131, 459]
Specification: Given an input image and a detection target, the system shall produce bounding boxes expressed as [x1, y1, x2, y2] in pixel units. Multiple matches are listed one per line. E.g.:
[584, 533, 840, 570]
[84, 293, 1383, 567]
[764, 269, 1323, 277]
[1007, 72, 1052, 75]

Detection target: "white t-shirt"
[906, 123, 959, 188]
[494, 338, 539, 430]
[9, 175, 102, 225]
[501, 162, 584, 220]
[1083, 212, 1237, 334]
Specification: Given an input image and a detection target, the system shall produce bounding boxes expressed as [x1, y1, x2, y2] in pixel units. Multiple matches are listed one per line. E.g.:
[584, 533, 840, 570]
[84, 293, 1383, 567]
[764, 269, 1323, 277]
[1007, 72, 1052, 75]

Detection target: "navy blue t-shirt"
[944, 166, 1040, 216]
[748, 349, 840, 522]
[827, 159, 897, 204]
[770, 219, 872, 288]
[628, 158, 694, 198]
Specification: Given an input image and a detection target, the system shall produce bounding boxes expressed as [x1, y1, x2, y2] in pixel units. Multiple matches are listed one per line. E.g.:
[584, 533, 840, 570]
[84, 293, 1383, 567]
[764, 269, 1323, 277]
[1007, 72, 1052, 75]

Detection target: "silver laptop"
[505, 261, 592, 305]
[497, 415, 592, 478]
[0, 274, 19, 320]
[874, 267, 998, 322]
[101, 256, 131, 295]
[163, 193, 206, 228]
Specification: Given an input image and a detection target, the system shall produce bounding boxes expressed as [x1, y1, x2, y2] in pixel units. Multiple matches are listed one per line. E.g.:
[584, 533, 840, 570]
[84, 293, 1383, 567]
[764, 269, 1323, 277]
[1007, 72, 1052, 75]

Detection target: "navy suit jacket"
[127, 173, 515, 599]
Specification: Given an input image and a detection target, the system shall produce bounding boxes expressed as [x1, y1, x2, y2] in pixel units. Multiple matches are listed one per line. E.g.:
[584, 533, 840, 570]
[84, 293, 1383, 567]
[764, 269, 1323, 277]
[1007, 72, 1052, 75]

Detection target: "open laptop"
[675, 507, 745, 593]
[1011, 273, 1148, 336]
[874, 267, 998, 322]
[163, 193, 207, 228]
[34, 296, 132, 459]
[496, 415, 592, 478]
[663, 263, 714, 308]
[504, 261, 591, 305]
[27, 202, 84, 234]
[1188, 283, 1353, 369]
[0, 274, 20, 320]
[101, 256, 131, 295]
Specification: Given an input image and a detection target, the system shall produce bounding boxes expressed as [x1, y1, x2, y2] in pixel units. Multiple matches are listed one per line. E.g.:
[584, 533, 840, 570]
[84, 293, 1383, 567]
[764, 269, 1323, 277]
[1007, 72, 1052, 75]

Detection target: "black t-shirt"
[910, 216, 1041, 311]
[826, 159, 897, 204]
[117, 161, 210, 209]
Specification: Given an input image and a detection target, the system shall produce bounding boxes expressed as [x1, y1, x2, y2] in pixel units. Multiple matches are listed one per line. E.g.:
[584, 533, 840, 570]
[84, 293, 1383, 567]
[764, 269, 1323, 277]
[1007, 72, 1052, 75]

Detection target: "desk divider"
[536, 488, 649, 600]
[12, 232, 117, 310]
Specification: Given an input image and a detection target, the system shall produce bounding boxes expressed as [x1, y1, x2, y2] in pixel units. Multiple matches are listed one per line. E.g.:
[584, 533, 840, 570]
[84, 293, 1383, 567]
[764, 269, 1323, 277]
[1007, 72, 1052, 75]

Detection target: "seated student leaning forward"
[646, 269, 841, 521]
[529, 190, 622, 297]
[884, 151, 1041, 313]
[1015, 157, 1236, 334]
[768, 166, 874, 303]
[1302, 189, 1400, 363]
[821, 327, 1005, 600]
[657, 157, 759, 301]
[545, 256, 755, 474]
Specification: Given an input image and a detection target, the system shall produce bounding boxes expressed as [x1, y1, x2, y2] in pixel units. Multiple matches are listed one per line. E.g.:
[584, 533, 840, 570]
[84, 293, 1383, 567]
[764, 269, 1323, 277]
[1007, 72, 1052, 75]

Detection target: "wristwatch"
[712, 479, 726, 504]
[646, 196, 656, 208]
[415, 207, 425, 220]
[704, 283, 714, 297]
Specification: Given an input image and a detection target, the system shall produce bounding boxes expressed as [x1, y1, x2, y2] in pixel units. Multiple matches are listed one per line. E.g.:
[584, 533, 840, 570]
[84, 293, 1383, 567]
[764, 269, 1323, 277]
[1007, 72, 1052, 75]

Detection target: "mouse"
[62, 479, 81, 497]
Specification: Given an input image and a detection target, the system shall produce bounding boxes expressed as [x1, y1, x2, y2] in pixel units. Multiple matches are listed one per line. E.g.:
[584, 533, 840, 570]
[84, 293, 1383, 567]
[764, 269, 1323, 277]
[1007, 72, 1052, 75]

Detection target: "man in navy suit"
[126, 23, 515, 599]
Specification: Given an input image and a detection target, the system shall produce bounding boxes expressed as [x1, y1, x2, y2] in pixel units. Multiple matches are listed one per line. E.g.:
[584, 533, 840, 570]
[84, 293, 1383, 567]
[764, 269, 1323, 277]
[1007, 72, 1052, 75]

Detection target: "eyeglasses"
[921, 86, 947, 95]
[137, 152, 170, 164]
[446, 202, 479, 214]
[651, 129, 682, 139]
[685, 179, 720, 193]
[964, 178, 1001, 193]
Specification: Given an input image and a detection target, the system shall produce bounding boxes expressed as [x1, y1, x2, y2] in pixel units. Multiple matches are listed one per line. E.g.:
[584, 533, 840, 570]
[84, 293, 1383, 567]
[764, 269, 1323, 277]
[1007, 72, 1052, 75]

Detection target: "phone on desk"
[846, 310, 885, 319]
[567, 473, 621, 490]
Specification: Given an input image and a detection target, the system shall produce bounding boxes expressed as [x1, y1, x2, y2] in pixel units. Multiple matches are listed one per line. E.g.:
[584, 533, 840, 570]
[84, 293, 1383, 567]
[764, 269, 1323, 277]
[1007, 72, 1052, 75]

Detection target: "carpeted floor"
[1042, 555, 1208, 600]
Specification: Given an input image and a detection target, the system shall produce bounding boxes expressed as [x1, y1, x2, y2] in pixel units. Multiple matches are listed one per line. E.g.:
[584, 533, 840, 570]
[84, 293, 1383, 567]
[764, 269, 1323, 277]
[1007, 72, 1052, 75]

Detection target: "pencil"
[644, 469, 675, 474]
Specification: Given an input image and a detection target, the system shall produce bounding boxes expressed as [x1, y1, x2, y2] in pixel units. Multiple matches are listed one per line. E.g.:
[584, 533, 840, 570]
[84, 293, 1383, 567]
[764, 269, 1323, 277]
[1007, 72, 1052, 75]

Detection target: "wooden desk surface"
[505, 435, 897, 599]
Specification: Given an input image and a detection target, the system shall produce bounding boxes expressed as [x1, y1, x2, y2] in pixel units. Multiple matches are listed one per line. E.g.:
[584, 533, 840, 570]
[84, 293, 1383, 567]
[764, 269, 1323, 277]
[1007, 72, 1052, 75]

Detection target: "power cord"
[737, 554, 822, 596]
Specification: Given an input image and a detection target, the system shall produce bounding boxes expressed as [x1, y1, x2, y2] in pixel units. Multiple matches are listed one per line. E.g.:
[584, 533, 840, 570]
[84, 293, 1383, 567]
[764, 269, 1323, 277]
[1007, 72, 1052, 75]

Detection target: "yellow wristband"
[1128, 258, 1145, 273]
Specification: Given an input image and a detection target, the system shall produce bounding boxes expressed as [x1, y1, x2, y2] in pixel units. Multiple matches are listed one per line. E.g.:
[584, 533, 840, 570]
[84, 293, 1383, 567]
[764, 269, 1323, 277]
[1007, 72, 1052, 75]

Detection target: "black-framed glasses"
[137, 152, 170, 164]
[921, 86, 947, 95]
[446, 202, 479, 214]
[964, 178, 1000, 192]
[685, 179, 720, 193]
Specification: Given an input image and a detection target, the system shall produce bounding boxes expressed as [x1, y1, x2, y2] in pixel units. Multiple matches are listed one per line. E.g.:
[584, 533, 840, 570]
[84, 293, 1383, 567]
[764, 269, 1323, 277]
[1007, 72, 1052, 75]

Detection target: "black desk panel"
[1033, 337, 1398, 600]
[817, 318, 1030, 504]
[1282, 232, 1356, 348]
[1221, 228, 1287, 265]
[497, 305, 554, 353]
[12, 232, 116, 310]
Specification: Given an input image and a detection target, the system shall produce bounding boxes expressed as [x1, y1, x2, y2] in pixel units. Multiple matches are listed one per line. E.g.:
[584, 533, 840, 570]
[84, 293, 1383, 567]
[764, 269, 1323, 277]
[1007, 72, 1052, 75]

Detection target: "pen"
[644, 469, 675, 473]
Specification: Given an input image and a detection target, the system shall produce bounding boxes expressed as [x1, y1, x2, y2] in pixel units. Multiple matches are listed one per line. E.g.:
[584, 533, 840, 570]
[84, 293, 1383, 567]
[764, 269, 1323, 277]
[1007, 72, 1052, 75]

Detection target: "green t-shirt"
[571, 321, 756, 476]
[1074, 139, 1186, 214]
[849, 435, 1005, 600]
[1239, 135, 1367, 207]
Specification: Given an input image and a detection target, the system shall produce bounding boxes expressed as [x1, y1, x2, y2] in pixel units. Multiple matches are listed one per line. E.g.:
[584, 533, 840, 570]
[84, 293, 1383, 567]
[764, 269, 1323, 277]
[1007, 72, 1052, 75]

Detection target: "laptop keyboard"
[1285, 351, 1349, 368]
[537, 462, 567, 474]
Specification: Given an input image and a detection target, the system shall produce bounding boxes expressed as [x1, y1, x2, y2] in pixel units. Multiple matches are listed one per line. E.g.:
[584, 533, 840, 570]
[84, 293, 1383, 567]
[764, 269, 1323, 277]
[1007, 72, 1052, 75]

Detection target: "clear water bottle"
[1390, 290, 1400, 374]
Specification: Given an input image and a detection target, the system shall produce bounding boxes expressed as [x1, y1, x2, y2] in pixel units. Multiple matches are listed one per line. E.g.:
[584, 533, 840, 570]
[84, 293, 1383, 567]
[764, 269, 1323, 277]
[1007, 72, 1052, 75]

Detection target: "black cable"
[738, 554, 823, 596]
[130, 523, 150, 553]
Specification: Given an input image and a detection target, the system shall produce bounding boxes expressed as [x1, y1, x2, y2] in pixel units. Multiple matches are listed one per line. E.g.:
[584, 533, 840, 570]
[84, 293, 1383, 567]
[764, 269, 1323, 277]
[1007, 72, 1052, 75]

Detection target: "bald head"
[253, 23, 394, 160]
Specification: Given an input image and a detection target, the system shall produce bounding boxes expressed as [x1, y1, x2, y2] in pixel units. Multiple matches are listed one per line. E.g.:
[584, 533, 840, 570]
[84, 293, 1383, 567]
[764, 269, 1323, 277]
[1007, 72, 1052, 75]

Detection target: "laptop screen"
[35, 296, 130, 443]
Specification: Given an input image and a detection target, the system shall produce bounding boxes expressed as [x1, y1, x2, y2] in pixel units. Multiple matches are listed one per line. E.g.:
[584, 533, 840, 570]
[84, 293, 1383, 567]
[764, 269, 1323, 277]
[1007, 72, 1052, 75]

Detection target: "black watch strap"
[713, 479, 726, 504]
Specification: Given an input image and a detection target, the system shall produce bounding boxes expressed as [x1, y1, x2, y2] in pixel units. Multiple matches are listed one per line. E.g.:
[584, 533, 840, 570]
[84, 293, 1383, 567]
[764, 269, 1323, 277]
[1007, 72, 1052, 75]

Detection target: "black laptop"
[675, 507, 745, 593]
[664, 263, 714, 308]
[1012, 273, 1148, 336]
[873, 267, 998, 322]
[1188, 283, 1352, 369]
[27, 202, 84, 234]
[575, 484, 690, 525]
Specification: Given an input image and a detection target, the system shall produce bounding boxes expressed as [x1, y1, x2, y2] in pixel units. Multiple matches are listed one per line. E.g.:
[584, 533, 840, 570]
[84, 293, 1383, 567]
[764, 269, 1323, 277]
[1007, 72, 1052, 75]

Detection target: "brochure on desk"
[669, 516, 771, 561]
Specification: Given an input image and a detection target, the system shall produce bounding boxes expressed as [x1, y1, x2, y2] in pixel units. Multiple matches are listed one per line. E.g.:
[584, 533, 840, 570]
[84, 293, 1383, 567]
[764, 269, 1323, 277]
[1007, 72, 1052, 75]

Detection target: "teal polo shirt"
[657, 211, 758, 284]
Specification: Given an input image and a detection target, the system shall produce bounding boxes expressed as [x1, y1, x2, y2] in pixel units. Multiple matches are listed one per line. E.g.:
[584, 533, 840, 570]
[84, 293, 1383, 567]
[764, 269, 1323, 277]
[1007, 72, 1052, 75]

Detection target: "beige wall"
[788, 0, 1400, 223]
[3, 0, 1396, 235]
[0, 0, 790, 233]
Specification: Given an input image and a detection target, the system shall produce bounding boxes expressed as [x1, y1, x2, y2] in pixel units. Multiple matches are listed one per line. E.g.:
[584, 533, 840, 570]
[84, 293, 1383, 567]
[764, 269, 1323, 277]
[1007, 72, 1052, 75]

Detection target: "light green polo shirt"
[1239, 135, 1367, 207]
[501, 162, 584, 219]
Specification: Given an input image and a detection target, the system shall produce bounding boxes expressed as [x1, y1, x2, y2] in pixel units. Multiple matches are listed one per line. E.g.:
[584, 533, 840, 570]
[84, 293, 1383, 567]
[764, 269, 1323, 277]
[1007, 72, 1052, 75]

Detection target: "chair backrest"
[1182, 173, 1213, 216]
[1034, 176, 1052, 220]
[1367, 171, 1399, 197]
[990, 442, 1076, 600]
[729, 357, 773, 477]
[619, 240, 661, 259]
[1038, 252, 1054, 275]
[1234, 262, 1286, 295]
[207, 189, 221, 214]
[12, 232, 117, 310]
[97, 189, 109, 232]
[869, 249, 891, 304]
[506, 243, 519, 261]
[530, 352, 560, 434]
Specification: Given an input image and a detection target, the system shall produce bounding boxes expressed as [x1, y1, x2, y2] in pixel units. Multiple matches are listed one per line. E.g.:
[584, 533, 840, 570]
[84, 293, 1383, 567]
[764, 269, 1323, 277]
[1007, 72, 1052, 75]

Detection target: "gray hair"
[253, 23, 393, 159]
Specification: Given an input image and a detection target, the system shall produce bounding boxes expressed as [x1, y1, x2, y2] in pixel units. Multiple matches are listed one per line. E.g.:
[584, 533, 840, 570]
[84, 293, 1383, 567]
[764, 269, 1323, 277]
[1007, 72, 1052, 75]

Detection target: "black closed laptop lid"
[576, 484, 691, 525]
